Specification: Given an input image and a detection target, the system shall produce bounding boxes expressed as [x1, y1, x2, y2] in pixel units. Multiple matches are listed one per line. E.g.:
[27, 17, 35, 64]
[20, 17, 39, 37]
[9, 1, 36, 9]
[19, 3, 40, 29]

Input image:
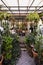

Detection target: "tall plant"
[1, 35, 14, 65]
[35, 35, 43, 58]
[2, 36, 13, 60]
[25, 33, 35, 46]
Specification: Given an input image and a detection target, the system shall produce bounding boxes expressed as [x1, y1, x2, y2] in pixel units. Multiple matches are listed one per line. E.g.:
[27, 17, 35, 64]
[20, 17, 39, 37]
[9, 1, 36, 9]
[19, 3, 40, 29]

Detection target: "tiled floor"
[16, 51, 35, 65]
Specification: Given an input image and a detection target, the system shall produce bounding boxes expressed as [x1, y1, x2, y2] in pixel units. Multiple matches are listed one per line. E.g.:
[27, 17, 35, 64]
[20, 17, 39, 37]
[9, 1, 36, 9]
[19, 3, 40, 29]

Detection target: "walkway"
[16, 50, 35, 65]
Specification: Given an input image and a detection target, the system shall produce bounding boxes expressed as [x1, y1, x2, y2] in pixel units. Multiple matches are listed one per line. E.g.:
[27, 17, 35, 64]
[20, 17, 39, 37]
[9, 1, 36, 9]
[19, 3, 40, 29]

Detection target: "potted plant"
[1, 36, 13, 65]
[0, 55, 3, 65]
[12, 34, 21, 59]
[25, 33, 35, 57]
[34, 34, 43, 65]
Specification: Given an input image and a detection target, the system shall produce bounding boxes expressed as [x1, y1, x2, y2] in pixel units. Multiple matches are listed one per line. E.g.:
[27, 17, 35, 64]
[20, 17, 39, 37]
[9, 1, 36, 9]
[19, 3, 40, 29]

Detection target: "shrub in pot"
[1, 33, 21, 65]
[25, 33, 35, 46]
[1, 36, 13, 65]
[25, 33, 35, 57]
[11, 34, 21, 60]
[35, 35, 43, 65]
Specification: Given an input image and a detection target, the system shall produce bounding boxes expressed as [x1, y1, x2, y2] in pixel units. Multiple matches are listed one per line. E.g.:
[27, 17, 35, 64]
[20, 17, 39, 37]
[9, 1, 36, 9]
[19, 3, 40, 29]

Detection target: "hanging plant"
[4, 13, 11, 20]
[0, 12, 4, 20]
[26, 12, 40, 23]
[39, 13, 43, 21]
[26, 12, 40, 33]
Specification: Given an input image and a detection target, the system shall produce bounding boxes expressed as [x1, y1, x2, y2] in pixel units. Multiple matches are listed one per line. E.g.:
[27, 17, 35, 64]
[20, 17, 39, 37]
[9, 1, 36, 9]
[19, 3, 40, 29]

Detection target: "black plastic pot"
[3, 59, 11, 65]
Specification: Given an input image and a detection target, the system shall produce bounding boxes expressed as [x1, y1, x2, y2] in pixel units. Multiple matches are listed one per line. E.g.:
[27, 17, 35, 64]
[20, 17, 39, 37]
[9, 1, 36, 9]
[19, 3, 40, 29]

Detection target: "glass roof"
[0, 0, 43, 14]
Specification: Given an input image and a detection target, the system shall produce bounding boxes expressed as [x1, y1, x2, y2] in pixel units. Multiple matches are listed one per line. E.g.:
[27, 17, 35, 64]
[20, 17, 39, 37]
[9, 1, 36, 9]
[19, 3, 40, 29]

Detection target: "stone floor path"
[16, 50, 35, 65]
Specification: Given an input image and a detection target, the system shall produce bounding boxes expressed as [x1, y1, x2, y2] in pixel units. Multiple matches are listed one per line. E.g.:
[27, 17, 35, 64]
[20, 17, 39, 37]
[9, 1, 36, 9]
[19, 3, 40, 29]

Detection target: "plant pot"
[40, 52, 43, 65]
[26, 45, 33, 57]
[32, 51, 40, 65]
[4, 59, 11, 65]
[34, 57, 40, 65]
[0, 61, 2, 65]
[0, 55, 3, 65]
[32, 51, 38, 58]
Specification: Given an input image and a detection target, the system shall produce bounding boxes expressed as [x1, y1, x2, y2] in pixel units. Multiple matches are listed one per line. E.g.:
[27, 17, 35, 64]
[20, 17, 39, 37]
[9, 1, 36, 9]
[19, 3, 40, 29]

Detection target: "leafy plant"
[1, 34, 21, 65]
[25, 33, 35, 46]
[3, 21, 10, 36]
[11, 34, 21, 59]
[39, 13, 43, 21]
[35, 35, 43, 58]
[39, 13, 43, 18]
[0, 12, 4, 21]
[26, 12, 40, 22]
[0, 12, 11, 27]
[2, 36, 13, 60]
[26, 12, 40, 33]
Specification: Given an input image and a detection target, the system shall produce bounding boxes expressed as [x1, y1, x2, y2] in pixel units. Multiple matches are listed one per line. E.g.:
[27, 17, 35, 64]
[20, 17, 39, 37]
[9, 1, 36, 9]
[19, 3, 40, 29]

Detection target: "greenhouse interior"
[0, 0, 43, 65]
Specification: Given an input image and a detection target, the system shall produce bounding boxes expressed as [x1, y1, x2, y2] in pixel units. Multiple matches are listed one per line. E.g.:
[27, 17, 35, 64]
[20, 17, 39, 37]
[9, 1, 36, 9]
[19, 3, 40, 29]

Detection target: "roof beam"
[38, 5, 43, 10]
[27, 0, 29, 13]
[29, 0, 35, 8]
[2, 6, 43, 8]
[18, 0, 19, 10]
[38, 0, 43, 5]
[27, 0, 35, 14]
[7, 12, 42, 16]
[35, 5, 43, 12]
[0, 9, 43, 11]
[35, 0, 43, 10]
[1, 0, 12, 13]
[17, 0, 20, 14]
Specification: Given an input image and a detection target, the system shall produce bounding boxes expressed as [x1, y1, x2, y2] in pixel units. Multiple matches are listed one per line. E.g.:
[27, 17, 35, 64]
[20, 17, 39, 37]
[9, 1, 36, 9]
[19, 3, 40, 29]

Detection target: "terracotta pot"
[26, 46, 33, 57]
[0, 56, 3, 65]
[32, 51, 38, 58]
[0, 61, 2, 65]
